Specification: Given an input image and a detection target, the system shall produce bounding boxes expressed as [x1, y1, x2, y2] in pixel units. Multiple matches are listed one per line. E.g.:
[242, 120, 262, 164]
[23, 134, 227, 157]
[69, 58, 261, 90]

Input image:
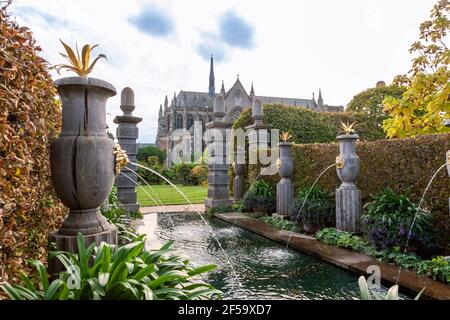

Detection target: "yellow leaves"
[14, 168, 20, 176]
[55, 40, 106, 77]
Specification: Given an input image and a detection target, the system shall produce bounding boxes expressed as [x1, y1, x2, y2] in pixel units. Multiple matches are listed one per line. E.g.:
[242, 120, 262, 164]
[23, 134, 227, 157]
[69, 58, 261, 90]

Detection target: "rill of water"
[130, 162, 246, 296]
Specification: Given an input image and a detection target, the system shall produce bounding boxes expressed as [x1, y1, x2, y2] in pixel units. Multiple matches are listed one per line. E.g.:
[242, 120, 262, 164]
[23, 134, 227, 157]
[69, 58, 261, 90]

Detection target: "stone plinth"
[233, 150, 245, 201]
[113, 87, 142, 213]
[335, 134, 361, 232]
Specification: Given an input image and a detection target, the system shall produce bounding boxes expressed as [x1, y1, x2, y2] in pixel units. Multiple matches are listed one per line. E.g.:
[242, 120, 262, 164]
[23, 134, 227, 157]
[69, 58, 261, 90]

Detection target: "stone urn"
[335, 133, 361, 233]
[336, 134, 360, 189]
[50, 77, 117, 250]
[276, 142, 294, 216]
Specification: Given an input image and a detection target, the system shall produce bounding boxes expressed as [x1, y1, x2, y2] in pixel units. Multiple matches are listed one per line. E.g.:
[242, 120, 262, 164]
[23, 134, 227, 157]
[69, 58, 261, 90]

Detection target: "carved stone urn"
[335, 133, 361, 232]
[276, 142, 294, 217]
[50, 77, 117, 254]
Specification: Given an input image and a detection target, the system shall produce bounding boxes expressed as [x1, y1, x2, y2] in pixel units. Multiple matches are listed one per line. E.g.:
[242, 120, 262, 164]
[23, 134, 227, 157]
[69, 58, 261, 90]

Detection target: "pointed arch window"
[187, 114, 194, 130]
[176, 114, 183, 129]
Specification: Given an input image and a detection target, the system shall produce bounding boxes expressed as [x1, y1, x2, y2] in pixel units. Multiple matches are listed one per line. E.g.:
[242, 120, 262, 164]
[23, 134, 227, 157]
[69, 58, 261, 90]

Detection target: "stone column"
[113, 87, 142, 213]
[245, 99, 272, 166]
[276, 142, 294, 217]
[233, 149, 245, 201]
[204, 95, 233, 209]
[335, 133, 361, 232]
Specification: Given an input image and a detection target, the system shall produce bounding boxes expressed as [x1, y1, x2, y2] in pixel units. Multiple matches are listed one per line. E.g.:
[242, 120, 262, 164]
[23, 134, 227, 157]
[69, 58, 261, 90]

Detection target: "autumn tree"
[382, 0, 450, 138]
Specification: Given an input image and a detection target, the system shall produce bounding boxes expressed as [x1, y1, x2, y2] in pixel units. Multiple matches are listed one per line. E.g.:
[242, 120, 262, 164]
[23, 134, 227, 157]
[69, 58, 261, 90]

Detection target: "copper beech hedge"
[0, 3, 66, 289]
[247, 134, 450, 253]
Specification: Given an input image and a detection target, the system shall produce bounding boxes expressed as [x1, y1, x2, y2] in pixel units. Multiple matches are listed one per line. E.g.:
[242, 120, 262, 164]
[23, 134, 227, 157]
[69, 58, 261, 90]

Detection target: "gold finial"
[113, 144, 129, 176]
[280, 131, 292, 142]
[340, 121, 357, 135]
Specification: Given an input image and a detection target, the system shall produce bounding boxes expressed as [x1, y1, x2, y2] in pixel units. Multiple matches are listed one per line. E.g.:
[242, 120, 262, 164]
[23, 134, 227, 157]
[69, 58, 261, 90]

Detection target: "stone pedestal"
[113, 88, 142, 213]
[335, 134, 361, 233]
[204, 95, 233, 209]
[276, 142, 294, 216]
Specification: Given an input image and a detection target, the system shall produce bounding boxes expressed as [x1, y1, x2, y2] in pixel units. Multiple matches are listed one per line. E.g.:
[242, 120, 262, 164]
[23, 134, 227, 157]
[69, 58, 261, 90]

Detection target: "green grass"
[136, 184, 207, 206]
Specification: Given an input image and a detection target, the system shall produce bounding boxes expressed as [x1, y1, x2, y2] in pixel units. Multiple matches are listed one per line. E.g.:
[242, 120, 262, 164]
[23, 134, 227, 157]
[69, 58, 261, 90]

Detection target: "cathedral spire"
[159, 104, 163, 119]
[164, 94, 168, 110]
[250, 82, 255, 101]
[209, 54, 215, 97]
[318, 88, 324, 107]
[220, 80, 225, 95]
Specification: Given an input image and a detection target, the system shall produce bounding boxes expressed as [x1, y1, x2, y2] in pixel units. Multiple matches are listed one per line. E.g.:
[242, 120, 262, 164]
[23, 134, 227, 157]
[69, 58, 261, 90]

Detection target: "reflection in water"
[139, 212, 360, 300]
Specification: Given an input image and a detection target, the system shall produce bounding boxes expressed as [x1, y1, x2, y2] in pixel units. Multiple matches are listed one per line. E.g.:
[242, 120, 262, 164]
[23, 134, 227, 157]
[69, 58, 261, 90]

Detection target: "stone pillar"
[49, 77, 118, 272]
[233, 149, 245, 201]
[276, 142, 294, 217]
[113, 87, 142, 213]
[335, 133, 361, 233]
[245, 99, 272, 166]
[204, 95, 233, 209]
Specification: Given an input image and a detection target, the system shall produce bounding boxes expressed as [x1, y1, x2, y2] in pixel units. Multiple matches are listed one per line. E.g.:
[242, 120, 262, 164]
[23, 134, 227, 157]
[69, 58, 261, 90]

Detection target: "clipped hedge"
[247, 134, 450, 253]
[232, 104, 385, 143]
[0, 3, 66, 288]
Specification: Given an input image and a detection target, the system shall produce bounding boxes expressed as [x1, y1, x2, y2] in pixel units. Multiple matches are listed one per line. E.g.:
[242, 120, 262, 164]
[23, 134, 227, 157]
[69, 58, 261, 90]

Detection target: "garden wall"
[0, 4, 66, 289]
[247, 134, 450, 252]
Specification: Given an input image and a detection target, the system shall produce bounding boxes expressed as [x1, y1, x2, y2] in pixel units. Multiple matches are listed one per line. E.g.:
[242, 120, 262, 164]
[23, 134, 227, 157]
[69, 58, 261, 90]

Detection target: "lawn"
[136, 184, 208, 206]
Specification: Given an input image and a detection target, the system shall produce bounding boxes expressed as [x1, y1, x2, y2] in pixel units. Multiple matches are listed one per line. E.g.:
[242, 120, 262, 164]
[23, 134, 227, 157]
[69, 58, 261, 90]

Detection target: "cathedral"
[155, 56, 343, 166]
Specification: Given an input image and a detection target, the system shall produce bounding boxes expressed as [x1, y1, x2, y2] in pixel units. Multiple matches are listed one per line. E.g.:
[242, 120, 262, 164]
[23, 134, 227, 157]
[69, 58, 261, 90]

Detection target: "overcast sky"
[10, 0, 437, 143]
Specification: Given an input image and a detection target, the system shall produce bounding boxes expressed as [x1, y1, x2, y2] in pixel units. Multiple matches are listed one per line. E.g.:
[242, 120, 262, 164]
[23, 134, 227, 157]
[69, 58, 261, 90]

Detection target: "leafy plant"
[243, 180, 276, 213]
[289, 186, 335, 231]
[260, 216, 301, 232]
[358, 276, 424, 300]
[416, 256, 450, 283]
[55, 40, 106, 77]
[361, 188, 436, 253]
[1, 234, 221, 300]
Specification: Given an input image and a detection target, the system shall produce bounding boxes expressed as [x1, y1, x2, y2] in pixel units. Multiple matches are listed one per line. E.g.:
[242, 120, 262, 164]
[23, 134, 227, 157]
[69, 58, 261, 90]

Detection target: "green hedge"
[246, 134, 450, 253]
[232, 104, 385, 143]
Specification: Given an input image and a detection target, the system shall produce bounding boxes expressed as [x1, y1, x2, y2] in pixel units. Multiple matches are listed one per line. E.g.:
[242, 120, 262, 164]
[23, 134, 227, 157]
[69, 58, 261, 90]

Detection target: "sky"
[9, 0, 438, 143]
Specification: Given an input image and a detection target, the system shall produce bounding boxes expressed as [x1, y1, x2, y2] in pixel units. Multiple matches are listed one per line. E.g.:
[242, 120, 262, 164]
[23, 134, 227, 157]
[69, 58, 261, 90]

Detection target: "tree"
[347, 83, 405, 123]
[382, 0, 450, 138]
[137, 145, 166, 164]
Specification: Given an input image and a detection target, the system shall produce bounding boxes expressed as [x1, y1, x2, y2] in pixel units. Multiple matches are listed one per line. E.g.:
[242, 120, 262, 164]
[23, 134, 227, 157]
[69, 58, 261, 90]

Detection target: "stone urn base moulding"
[49, 77, 118, 269]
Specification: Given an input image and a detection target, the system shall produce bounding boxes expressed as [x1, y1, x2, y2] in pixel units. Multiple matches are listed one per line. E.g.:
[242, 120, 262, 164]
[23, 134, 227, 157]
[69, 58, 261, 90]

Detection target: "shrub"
[243, 180, 275, 213]
[361, 188, 436, 254]
[162, 168, 176, 183]
[260, 216, 301, 232]
[137, 156, 163, 185]
[191, 164, 208, 186]
[416, 256, 450, 283]
[289, 186, 335, 231]
[174, 163, 198, 186]
[1, 234, 221, 300]
[137, 145, 166, 164]
[0, 3, 67, 286]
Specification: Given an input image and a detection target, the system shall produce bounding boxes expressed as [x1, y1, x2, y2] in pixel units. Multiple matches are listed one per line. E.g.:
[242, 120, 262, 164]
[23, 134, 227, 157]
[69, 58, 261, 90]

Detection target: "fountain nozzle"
[113, 144, 129, 176]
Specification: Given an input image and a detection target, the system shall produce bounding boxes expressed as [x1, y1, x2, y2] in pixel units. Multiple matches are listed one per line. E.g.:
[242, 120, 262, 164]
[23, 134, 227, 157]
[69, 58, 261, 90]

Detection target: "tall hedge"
[0, 3, 66, 287]
[247, 134, 450, 253]
[232, 104, 386, 143]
